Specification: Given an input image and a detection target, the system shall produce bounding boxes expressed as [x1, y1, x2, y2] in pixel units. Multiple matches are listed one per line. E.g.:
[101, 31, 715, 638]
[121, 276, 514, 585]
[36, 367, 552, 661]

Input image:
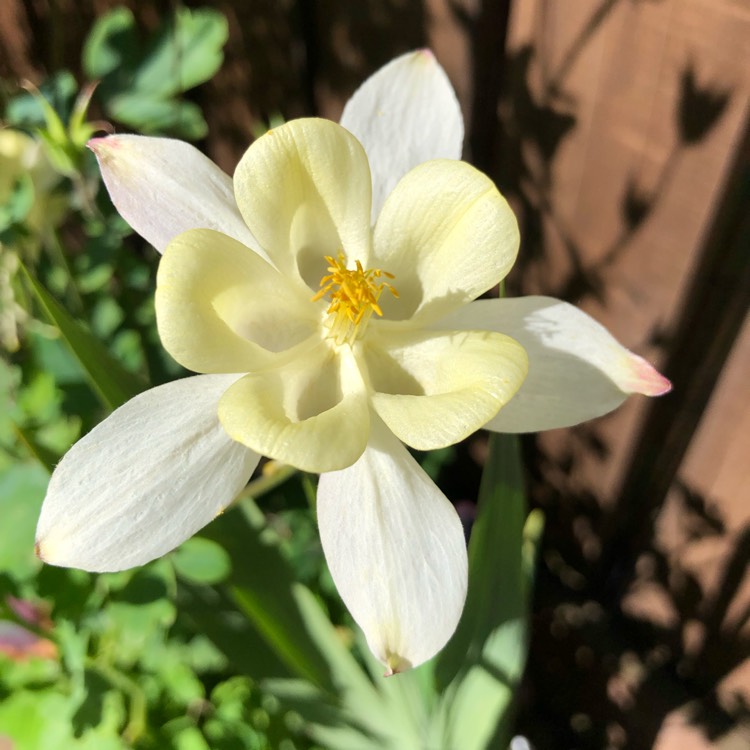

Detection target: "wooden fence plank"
[499, 0, 750, 745]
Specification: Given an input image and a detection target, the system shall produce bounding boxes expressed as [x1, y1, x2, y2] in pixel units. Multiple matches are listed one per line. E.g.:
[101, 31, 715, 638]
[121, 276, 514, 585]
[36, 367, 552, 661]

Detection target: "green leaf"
[36, 128, 79, 178]
[200, 499, 347, 694]
[172, 726, 211, 750]
[434, 433, 534, 749]
[157, 658, 205, 707]
[349, 644, 438, 749]
[186, 497, 404, 746]
[107, 94, 208, 140]
[67, 83, 99, 150]
[20, 262, 145, 411]
[5, 71, 78, 129]
[130, 8, 228, 97]
[0, 689, 73, 749]
[0, 462, 48, 581]
[82, 7, 139, 80]
[0, 686, 128, 749]
[83, 7, 226, 140]
[522, 508, 545, 599]
[172, 537, 231, 585]
[177, 578, 291, 681]
[13, 423, 58, 473]
[0, 650, 61, 690]
[103, 573, 175, 667]
[262, 678, 385, 750]
[0, 173, 34, 231]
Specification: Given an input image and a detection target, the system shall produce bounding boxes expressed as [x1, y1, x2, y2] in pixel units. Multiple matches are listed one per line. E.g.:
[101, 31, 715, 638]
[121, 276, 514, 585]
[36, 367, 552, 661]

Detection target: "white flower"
[35, 51, 670, 673]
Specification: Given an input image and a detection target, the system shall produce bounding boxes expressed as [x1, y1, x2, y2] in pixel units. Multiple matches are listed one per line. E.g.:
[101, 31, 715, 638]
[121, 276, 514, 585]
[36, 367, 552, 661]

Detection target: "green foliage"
[83, 7, 229, 140]
[6, 72, 99, 178]
[434, 435, 542, 749]
[5, 71, 78, 131]
[21, 263, 146, 411]
[0, 172, 34, 233]
[0, 461, 48, 580]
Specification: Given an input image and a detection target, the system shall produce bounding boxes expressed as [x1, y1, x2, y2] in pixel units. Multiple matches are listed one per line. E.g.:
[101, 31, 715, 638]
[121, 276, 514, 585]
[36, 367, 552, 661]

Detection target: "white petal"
[36, 375, 259, 572]
[89, 135, 262, 256]
[317, 419, 468, 673]
[340, 49, 464, 221]
[437, 296, 672, 432]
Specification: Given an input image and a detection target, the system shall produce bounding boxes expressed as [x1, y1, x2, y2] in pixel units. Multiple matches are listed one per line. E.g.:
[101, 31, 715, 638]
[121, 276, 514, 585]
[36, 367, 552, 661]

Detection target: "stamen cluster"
[313, 253, 398, 345]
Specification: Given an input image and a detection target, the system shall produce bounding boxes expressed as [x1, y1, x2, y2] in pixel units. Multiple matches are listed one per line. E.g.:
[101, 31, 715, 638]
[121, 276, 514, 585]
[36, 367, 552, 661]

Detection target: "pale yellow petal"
[363, 326, 528, 450]
[372, 159, 519, 324]
[156, 229, 318, 374]
[218, 343, 369, 472]
[234, 119, 373, 290]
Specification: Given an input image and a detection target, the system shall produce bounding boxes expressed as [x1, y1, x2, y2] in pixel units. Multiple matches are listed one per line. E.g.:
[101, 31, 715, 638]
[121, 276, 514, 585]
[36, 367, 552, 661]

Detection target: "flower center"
[312, 253, 398, 346]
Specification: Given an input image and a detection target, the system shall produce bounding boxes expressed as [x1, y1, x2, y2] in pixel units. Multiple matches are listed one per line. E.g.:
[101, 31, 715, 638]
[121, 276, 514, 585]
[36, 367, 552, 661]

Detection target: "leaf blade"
[21, 262, 145, 410]
[434, 433, 535, 749]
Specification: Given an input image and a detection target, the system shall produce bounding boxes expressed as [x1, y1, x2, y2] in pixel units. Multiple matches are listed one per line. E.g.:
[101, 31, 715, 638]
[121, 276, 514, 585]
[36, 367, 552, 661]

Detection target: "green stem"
[231, 462, 299, 507]
[86, 657, 147, 744]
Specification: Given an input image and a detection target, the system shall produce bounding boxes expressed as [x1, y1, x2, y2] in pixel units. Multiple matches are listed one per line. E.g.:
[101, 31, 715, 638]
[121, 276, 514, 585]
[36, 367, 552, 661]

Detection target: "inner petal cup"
[372, 159, 520, 325]
[233, 119, 374, 288]
[218, 343, 370, 473]
[156, 228, 318, 374]
[363, 327, 528, 450]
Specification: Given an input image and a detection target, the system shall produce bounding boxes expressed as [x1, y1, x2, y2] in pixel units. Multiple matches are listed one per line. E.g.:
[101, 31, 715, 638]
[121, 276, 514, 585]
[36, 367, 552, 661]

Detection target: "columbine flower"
[35, 51, 670, 673]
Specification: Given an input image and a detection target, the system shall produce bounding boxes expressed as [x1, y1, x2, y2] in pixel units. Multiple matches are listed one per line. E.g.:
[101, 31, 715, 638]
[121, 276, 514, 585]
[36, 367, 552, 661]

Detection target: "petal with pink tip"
[436, 296, 671, 432]
[89, 134, 263, 257]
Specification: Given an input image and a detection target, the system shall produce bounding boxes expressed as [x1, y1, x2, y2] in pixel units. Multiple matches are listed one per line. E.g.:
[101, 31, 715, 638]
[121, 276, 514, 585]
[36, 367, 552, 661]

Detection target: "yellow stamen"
[312, 253, 398, 345]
